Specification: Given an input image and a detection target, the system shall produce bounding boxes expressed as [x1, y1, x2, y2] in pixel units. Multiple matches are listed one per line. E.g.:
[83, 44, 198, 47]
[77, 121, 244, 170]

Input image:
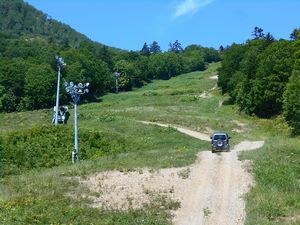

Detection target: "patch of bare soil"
[218, 100, 223, 108]
[233, 141, 264, 152]
[209, 85, 217, 91]
[232, 120, 247, 127]
[209, 74, 218, 80]
[232, 120, 249, 134]
[205, 127, 214, 134]
[279, 214, 300, 223]
[199, 92, 212, 99]
[82, 124, 264, 225]
[81, 168, 187, 210]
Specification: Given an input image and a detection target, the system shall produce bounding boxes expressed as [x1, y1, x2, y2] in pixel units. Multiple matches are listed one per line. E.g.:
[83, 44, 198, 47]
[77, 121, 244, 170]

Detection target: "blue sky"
[25, 0, 300, 51]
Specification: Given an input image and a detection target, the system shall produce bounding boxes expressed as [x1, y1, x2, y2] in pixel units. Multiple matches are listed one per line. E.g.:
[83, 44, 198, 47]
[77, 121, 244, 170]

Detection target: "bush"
[283, 70, 300, 135]
[0, 125, 130, 177]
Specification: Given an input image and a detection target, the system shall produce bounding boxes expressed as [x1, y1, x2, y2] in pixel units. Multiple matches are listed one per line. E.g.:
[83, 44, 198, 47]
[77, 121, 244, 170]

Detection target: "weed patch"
[0, 125, 145, 177]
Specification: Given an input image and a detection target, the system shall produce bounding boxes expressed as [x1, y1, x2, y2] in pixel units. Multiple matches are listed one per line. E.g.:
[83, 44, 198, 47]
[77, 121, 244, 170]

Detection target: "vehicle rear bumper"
[211, 145, 230, 151]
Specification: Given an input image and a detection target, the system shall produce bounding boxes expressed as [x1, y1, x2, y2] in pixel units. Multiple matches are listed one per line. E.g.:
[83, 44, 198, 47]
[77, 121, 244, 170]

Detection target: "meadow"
[0, 62, 299, 224]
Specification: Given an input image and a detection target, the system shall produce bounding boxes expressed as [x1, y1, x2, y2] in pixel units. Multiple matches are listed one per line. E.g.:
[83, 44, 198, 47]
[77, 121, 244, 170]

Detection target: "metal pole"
[54, 66, 61, 125]
[65, 81, 88, 163]
[116, 77, 118, 93]
[74, 102, 79, 161]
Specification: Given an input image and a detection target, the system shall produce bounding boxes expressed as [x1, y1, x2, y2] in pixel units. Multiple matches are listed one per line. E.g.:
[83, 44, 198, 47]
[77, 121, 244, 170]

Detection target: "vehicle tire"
[217, 139, 223, 147]
[227, 146, 230, 152]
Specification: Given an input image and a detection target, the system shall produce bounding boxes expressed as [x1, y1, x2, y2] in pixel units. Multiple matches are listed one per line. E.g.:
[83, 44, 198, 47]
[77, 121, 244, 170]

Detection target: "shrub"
[283, 70, 300, 135]
[0, 125, 130, 177]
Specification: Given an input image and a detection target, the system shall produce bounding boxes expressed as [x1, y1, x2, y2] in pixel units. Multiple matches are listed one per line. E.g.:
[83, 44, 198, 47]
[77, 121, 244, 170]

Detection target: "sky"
[25, 0, 300, 51]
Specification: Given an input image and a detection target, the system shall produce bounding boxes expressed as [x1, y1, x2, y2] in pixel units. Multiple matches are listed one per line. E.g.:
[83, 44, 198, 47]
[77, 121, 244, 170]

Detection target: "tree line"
[218, 27, 300, 134]
[0, 0, 220, 113]
[0, 34, 220, 112]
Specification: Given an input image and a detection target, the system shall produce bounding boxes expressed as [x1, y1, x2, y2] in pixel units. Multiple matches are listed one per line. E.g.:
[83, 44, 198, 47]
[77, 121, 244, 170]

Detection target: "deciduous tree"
[283, 70, 300, 134]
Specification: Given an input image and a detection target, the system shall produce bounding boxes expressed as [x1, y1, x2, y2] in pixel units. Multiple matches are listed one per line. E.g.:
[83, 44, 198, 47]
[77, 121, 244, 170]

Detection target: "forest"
[0, 0, 220, 112]
[218, 27, 300, 134]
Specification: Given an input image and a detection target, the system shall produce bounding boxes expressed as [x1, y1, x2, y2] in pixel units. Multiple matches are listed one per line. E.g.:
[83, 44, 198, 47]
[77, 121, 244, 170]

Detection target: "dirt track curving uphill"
[172, 142, 264, 225]
[83, 122, 264, 225]
[140, 121, 211, 141]
[141, 121, 264, 225]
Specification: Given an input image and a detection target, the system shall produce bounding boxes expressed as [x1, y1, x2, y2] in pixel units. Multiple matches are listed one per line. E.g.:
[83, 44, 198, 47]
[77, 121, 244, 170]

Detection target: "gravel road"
[142, 122, 264, 225]
[173, 143, 263, 225]
[83, 122, 264, 225]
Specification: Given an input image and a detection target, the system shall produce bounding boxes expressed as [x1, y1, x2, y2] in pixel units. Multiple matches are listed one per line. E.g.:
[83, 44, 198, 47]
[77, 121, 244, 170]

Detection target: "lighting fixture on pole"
[64, 81, 89, 162]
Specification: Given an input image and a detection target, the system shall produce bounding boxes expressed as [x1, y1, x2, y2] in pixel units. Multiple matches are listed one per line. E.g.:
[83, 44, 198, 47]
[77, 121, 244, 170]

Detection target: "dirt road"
[83, 122, 264, 225]
[141, 121, 264, 225]
[140, 121, 211, 141]
[173, 142, 264, 225]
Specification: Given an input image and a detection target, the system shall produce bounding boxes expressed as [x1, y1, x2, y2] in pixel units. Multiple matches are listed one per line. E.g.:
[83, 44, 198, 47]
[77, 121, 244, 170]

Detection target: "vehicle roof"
[212, 132, 229, 136]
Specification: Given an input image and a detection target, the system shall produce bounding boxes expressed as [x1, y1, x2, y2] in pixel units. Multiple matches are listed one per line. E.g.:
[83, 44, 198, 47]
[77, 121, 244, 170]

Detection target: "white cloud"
[173, 0, 214, 18]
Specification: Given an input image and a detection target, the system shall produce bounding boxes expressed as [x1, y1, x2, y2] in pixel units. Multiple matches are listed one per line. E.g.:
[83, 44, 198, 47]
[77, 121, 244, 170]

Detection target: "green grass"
[240, 136, 300, 225]
[0, 121, 205, 177]
[0, 62, 299, 224]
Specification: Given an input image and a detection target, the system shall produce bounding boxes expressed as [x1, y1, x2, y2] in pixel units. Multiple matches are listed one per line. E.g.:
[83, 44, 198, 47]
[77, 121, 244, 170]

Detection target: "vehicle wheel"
[217, 139, 224, 147]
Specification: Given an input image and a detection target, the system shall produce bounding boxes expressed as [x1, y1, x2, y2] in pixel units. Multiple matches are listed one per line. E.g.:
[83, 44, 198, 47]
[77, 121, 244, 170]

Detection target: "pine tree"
[149, 41, 161, 54]
[290, 28, 300, 41]
[219, 45, 224, 52]
[140, 42, 150, 55]
[168, 40, 183, 53]
[252, 27, 265, 39]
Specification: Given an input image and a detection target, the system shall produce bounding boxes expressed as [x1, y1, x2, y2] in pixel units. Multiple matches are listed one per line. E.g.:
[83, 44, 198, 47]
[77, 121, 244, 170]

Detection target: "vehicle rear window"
[213, 135, 226, 140]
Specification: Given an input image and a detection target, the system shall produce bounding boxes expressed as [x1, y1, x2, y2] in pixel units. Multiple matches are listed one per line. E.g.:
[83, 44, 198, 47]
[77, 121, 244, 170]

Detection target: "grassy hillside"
[0, 63, 299, 224]
[0, 0, 220, 113]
